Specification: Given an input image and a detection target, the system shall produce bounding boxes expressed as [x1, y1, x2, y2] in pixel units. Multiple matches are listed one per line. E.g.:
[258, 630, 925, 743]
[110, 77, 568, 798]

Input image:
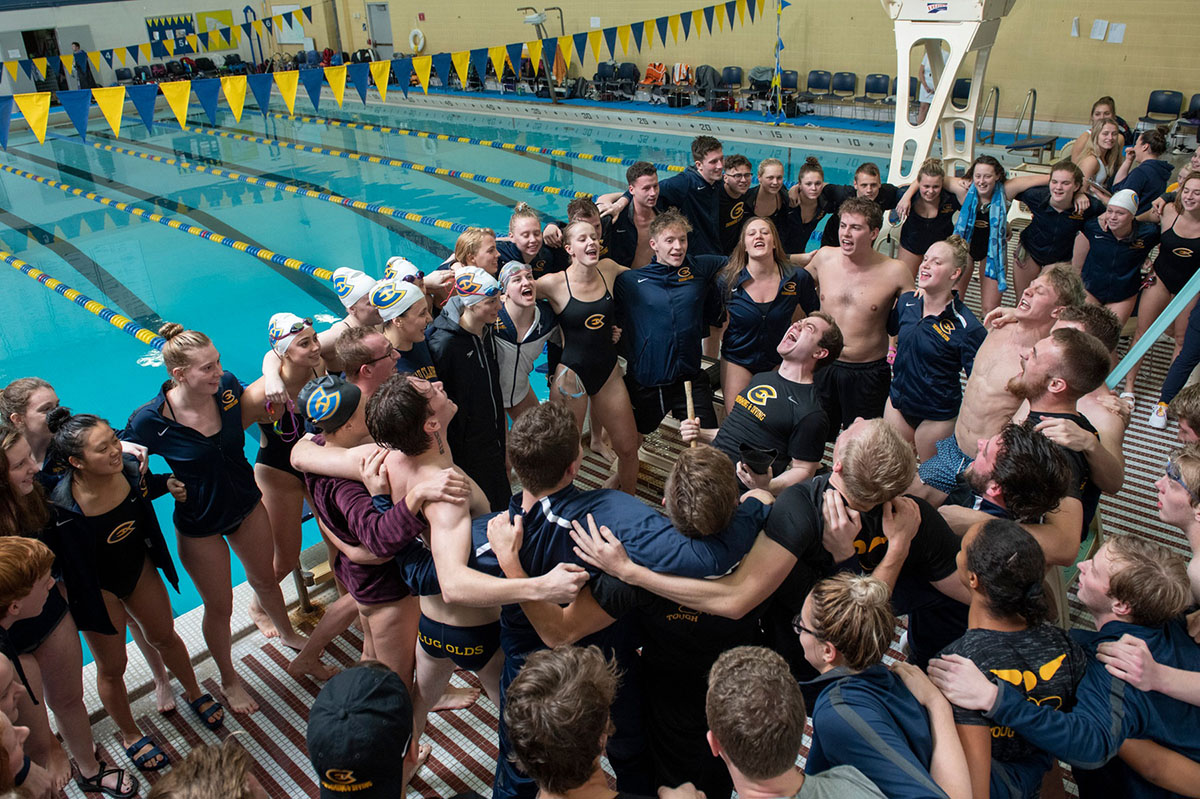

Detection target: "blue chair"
[951, 77, 972, 110]
[1139, 89, 1184, 126]
[330, 52, 343, 66]
[615, 62, 640, 99]
[830, 71, 857, 102]
[593, 62, 617, 99]
[721, 66, 744, 92]
[114, 67, 133, 84]
[302, 49, 320, 69]
[882, 76, 919, 112]
[780, 70, 798, 94]
[855, 73, 890, 104]
[799, 69, 831, 101]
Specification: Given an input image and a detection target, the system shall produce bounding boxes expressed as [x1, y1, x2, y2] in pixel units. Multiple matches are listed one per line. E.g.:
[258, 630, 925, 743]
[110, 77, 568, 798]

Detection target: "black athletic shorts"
[417, 615, 501, 672]
[814, 357, 891, 438]
[625, 373, 718, 436]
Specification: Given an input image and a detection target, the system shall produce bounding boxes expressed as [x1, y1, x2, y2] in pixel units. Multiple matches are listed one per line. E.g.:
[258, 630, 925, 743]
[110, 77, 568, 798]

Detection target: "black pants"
[814, 357, 892, 438]
[626, 372, 718, 436]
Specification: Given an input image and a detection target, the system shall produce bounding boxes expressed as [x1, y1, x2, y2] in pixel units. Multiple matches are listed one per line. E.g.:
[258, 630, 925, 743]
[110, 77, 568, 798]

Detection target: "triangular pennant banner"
[616, 25, 631, 55]
[469, 48, 488, 85]
[656, 17, 670, 45]
[298, 65, 325, 111]
[3, 61, 16, 82]
[14, 92, 50, 144]
[246, 72, 273, 114]
[192, 77, 221, 124]
[346, 61, 370, 103]
[683, 11, 695, 39]
[325, 64, 347, 106]
[572, 32, 589, 66]
[393, 57, 411, 97]
[714, 4, 725, 31]
[0, 95, 11, 149]
[220, 75, 247, 121]
[87, 50, 102, 74]
[488, 45, 507, 78]
[759, 0, 766, 15]
[292, 9, 303, 26]
[746, 0, 756, 22]
[163, 38, 176, 56]
[91, 86, 126, 138]
[57, 89, 91, 139]
[430, 53, 451, 87]
[505, 43, 523, 74]
[602, 27, 617, 58]
[139, 43, 152, 63]
[115, 47, 128, 66]
[557, 35, 573, 70]
[186, 33, 199, 51]
[262, 16, 273, 34]
[645, 19, 655, 48]
[449, 51, 470, 89]
[738, 0, 748, 24]
[369, 60, 391, 100]
[302, 5, 313, 23]
[252, 20, 264, 36]
[18, 59, 32, 79]
[281, 12, 295, 28]
[46, 55, 60, 75]
[726, 0, 738, 28]
[541, 37, 558, 67]
[198, 31, 210, 49]
[60, 53, 75, 76]
[587, 30, 603, 63]
[160, 80, 192, 127]
[703, 6, 715, 33]
[242, 22, 254, 37]
[272, 69, 298, 114]
[127, 83, 160, 132]
[31, 57, 47, 78]
[412, 55, 432, 93]
[629, 22, 643, 52]
[526, 40, 543, 73]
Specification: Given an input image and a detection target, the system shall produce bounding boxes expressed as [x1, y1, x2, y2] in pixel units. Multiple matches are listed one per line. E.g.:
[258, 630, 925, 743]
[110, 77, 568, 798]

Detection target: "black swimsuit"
[558, 271, 618, 396]
[969, 201, 992, 262]
[87, 491, 152, 600]
[1153, 217, 1200, 294]
[900, 190, 960, 256]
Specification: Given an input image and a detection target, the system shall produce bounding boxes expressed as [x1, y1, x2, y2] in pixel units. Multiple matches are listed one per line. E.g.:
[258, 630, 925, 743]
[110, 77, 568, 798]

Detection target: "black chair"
[592, 62, 618, 100]
[854, 73, 890, 104]
[799, 69, 831, 101]
[133, 65, 153, 83]
[165, 60, 185, 78]
[193, 57, 218, 77]
[1139, 89, 1184, 126]
[830, 71, 857, 103]
[223, 54, 248, 74]
[950, 77, 972, 110]
[615, 62, 640, 99]
[114, 67, 134, 84]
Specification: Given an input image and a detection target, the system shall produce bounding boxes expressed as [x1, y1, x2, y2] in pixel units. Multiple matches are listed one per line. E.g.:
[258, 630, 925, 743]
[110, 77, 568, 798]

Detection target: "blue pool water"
[0, 98, 864, 653]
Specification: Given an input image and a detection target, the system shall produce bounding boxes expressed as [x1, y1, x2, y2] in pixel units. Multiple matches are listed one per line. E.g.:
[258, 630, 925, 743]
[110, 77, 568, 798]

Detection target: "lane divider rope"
[263, 110, 687, 173]
[179, 121, 597, 200]
[0, 162, 335, 284]
[0, 250, 166, 349]
[85, 137, 471, 234]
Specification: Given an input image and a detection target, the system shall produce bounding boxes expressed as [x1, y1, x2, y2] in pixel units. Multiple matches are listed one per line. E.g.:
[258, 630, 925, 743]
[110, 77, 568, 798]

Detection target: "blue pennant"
[602, 27, 617, 58]
[656, 17, 669, 44]
[17, 59, 32, 79]
[726, 1, 737, 26]
[393, 57, 412, 97]
[192, 78, 221, 124]
[703, 6, 715, 33]
[680, 12, 692, 40]
[0, 95, 12, 149]
[246, 72, 273, 114]
[301, 5, 312, 23]
[469, 48, 488, 85]
[747, 0, 756, 22]
[505, 43, 523, 75]
[127, 83, 160, 132]
[56, 89, 92, 140]
[573, 32, 588, 64]
[101, 49, 115, 68]
[298, 66, 325, 112]
[431, 53, 452, 88]
[630, 22, 643, 52]
[541, 37, 558, 66]
[346, 61, 370, 103]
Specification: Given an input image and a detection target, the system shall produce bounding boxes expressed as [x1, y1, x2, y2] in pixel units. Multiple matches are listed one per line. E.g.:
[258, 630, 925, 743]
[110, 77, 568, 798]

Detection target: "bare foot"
[155, 678, 177, 713]
[402, 743, 432, 788]
[277, 630, 309, 652]
[248, 598, 279, 639]
[44, 747, 72, 791]
[431, 684, 480, 712]
[588, 436, 616, 464]
[221, 680, 260, 714]
[287, 655, 338, 682]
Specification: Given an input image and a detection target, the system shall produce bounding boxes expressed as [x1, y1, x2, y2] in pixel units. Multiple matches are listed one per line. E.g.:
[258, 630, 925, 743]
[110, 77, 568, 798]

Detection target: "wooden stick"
[684, 380, 696, 448]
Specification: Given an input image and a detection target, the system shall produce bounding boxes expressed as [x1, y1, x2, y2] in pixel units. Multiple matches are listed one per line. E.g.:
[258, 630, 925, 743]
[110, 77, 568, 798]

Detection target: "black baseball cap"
[307, 665, 414, 798]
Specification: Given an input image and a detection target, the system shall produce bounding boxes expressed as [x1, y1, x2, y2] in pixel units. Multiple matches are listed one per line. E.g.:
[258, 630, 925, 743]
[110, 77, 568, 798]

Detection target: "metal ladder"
[516, 6, 564, 102]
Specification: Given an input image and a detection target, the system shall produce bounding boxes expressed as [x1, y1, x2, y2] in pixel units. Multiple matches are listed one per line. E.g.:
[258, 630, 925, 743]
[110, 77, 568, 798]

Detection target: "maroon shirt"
[303, 436, 425, 604]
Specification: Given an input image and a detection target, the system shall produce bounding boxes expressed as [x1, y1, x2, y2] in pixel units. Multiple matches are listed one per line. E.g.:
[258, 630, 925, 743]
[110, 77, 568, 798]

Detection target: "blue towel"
[954, 182, 1008, 293]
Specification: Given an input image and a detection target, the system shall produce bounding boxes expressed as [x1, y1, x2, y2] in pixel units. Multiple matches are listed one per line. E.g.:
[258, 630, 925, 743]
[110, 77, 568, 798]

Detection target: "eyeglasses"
[727, 172, 753, 181]
[1165, 460, 1200, 504]
[365, 346, 399, 366]
[272, 317, 313, 342]
[791, 614, 820, 639]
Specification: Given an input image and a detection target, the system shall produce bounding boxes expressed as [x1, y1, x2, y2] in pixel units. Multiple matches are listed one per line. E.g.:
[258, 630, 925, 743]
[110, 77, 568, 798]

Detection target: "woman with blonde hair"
[1076, 118, 1122, 193]
[894, 159, 960, 275]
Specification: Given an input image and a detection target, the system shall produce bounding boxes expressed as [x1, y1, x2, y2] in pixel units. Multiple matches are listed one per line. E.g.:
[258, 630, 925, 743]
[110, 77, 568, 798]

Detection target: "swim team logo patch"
[455, 273, 483, 295]
[370, 282, 409, 309]
[305, 386, 342, 422]
[780, 281, 797, 296]
[107, 520, 136, 544]
[267, 318, 288, 343]
[677, 266, 694, 282]
[322, 769, 373, 791]
[585, 313, 606, 330]
[332, 274, 353, 298]
[221, 390, 238, 411]
[746, 385, 777, 406]
[1174, 247, 1195, 259]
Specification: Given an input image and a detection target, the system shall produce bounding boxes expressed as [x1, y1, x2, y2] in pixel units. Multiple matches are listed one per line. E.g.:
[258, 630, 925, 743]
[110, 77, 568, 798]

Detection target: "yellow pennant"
[60, 53, 75, 75]
[292, 9, 303, 26]
[413, 55, 432, 94]
[588, 30, 602, 62]
[3, 61, 16, 82]
[229, 26, 242, 45]
[526, 40, 543, 72]
[557, 35, 573, 69]
[617, 25, 631, 55]
[87, 51, 102, 73]
[91, 87, 126, 138]
[715, 4, 726, 30]
[273, 15, 285, 31]
[369, 60, 391, 101]
[220, 75, 247, 121]
[252, 20, 264, 36]
[186, 34, 198, 51]
[139, 44, 152, 63]
[645, 20, 655, 48]
[488, 45, 507, 78]
[210, 30, 223, 49]
[450, 51, 470, 89]
[325, 64, 347, 107]
[273, 69, 299, 115]
[692, 9, 704, 36]
[757, 0, 765, 16]
[31, 57, 47, 78]
[164, 38, 176, 56]
[159, 80, 191, 127]
[737, 0, 747, 25]
[14, 92, 50, 144]
[669, 14, 681, 42]
[114, 47, 127, 66]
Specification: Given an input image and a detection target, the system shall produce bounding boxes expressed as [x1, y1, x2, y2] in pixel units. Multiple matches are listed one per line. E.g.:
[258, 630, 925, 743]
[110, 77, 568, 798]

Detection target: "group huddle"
[1, 94, 1200, 799]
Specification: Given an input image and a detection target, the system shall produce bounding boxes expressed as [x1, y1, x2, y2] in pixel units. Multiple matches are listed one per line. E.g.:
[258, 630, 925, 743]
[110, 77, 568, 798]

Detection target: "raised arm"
[289, 436, 378, 480]
[1034, 417, 1124, 494]
[260, 349, 287, 406]
[1004, 172, 1051, 196]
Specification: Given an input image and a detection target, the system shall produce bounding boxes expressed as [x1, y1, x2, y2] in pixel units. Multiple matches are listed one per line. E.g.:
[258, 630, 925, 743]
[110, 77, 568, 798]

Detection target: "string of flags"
[1, 0, 766, 149]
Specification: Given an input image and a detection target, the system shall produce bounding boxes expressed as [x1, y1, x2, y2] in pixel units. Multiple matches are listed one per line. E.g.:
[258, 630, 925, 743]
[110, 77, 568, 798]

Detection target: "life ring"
[409, 28, 426, 54]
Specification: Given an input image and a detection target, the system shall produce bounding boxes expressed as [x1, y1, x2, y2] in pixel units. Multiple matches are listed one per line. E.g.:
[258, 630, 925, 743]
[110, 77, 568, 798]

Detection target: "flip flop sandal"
[123, 735, 168, 771]
[188, 692, 225, 730]
[75, 761, 139, 799]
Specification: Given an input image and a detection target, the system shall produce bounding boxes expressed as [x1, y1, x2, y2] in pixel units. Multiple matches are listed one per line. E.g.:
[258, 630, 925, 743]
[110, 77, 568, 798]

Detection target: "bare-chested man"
[805, 197, 913, 435]
[913, 263, 1085, 505]
[591, 161, 665, 268]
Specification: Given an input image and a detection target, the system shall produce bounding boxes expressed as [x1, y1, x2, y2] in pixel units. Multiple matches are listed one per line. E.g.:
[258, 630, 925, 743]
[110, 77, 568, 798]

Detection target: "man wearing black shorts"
[681, 312, 842, 493]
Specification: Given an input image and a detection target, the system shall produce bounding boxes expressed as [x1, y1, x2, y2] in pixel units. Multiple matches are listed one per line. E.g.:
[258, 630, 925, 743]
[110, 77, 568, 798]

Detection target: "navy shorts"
[417, 615, 501, 672]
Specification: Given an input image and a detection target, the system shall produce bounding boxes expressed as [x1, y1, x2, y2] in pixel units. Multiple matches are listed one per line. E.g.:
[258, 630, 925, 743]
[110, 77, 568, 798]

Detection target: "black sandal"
[187, 692, 225, 730]
[75, 760, 139, 799]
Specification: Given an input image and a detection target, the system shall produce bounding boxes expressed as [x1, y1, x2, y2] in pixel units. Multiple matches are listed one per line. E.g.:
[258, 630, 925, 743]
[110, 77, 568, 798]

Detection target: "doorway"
[366, 3, 393, 59]
[21, 28, 66, 91]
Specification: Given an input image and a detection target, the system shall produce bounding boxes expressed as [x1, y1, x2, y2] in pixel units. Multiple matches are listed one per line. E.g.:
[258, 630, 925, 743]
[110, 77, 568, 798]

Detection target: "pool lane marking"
[178, 121, 598, 200]
[0, 250, 167, 350]
[0, 163, 336, 285]
[263, 110, 687, 174]
[83, 138, 472, 234]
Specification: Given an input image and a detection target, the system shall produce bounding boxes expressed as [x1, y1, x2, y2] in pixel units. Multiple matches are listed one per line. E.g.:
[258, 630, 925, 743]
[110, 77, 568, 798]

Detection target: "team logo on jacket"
[677, 266, 694, 282]
[746, 385, 777, 406]
[585, 313, 606, 330]
[780, 281, 797, 296]
[107, 520, 136, 544]
[220, 390, 238, 410]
